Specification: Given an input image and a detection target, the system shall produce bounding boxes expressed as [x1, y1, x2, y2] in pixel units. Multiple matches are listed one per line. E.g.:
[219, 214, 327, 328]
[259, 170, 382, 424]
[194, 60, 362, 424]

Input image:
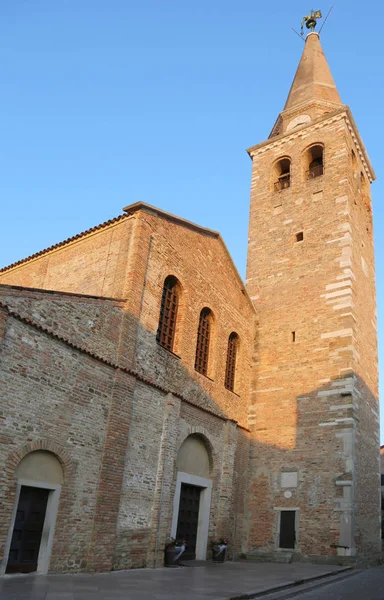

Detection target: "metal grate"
[156, 276, 179, 351]
[307, 162, 323, 179]
[274, 174, 290, 192]
[194, 308, 211, 376]
[225, 333, 238, 391]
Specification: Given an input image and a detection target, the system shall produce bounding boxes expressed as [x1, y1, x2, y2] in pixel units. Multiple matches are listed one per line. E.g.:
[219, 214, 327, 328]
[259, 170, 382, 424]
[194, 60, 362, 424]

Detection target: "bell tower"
[245, 26, 380, 560]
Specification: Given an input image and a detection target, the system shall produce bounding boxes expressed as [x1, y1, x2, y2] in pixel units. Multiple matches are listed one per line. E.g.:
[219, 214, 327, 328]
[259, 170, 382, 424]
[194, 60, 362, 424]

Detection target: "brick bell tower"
[245, 28, 380, 560]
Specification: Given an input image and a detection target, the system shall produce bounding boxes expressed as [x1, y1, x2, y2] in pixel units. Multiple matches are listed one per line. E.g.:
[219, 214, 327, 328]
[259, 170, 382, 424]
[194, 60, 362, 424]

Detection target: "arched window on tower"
[156, 275, 179, 352]
[273, 157, 291, 191]
[195, 308, 213, 376]
[225, 332, 239, 392]
[306, 145, 324, 179]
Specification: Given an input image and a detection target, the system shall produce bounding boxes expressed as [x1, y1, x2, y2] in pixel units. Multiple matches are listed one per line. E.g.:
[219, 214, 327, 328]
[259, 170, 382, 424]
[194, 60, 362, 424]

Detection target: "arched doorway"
[4, 451, 63, 574]
[171, 434, 213, 560]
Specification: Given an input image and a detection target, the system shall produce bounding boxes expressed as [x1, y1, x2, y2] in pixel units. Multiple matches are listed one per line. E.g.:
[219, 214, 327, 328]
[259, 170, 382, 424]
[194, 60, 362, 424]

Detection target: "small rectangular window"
[296, 232, 304, 242]
[292, 331, 296, 343]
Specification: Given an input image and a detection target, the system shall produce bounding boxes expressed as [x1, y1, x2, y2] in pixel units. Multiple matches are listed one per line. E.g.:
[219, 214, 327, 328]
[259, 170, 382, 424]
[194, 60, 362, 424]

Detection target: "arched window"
[306, 145, 324, 179]
[273, 157, 291, 191]
[225, 332, 239, 392]
[194, 308, 213, 376]
[156, 275, 179, 351]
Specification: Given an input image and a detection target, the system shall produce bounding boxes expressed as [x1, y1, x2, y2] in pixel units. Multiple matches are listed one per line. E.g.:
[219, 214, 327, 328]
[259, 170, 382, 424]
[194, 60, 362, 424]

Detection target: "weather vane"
[301, 9, 323, 36]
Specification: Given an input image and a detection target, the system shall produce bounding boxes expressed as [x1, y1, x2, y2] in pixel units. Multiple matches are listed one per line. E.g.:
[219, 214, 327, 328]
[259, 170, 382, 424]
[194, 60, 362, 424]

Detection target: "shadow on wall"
[246, 372, 380, 561]
[0, 293, 380, 574]
[0, 294, 250, 574]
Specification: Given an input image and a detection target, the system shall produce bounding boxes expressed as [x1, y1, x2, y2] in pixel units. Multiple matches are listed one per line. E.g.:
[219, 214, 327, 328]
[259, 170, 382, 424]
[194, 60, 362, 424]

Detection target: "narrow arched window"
[156, 276, 179, 351]
[273, 157, 291, 191]
[225, 332, 239, 391]
[194, 308, 212, 376]
[306, 145, 324, 179]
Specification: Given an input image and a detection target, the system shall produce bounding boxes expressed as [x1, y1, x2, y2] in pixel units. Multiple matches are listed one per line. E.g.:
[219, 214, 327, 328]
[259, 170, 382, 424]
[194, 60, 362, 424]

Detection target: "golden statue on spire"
[301, 9, 322, 35]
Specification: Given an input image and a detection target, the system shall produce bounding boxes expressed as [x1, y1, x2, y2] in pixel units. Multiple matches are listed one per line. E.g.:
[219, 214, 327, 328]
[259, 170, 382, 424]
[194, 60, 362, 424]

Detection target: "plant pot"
[212, 545, 226, 563]
[164, 545, 185, 567]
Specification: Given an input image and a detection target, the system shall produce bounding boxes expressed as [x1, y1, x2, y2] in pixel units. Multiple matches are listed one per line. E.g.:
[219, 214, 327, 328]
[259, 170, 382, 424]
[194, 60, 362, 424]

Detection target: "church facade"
[0, 32, 381, 575]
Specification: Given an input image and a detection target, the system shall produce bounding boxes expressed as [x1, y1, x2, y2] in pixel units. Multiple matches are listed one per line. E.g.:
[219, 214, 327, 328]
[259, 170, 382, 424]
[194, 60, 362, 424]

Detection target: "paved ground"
[0, 561, 347, 600]
[286, 564, 384, 600]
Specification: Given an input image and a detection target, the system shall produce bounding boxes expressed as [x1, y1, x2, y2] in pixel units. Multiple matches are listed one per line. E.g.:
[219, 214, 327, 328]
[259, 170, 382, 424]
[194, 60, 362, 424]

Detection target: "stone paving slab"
[0, 562, 349, 600]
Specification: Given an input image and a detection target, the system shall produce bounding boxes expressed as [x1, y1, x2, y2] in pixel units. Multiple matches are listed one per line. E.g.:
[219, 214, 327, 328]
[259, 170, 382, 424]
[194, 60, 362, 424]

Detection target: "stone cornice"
[345, 108, 375, 182]
[247, 108, 375, 183]
[281, 99, 344, 121]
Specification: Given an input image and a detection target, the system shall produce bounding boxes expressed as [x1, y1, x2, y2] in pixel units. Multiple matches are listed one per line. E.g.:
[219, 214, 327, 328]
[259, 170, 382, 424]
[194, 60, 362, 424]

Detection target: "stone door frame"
[171, 471, 212, 560]
[1, 478, 61, 576]
[274, 506, 300, 551]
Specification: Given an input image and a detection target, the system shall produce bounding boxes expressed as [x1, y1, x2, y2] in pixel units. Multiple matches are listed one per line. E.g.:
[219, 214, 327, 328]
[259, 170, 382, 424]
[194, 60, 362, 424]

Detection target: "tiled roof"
[0, 213, 130, 273]
[0, 301, 249, 432]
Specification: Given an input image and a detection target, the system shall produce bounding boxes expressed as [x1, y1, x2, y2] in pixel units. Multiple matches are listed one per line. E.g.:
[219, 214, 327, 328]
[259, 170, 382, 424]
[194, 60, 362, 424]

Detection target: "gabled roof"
[123, 202, 256, 312]
[123, 201, 220, 237]
[0, 201, 256, 313]
[0, 213, 131, 274]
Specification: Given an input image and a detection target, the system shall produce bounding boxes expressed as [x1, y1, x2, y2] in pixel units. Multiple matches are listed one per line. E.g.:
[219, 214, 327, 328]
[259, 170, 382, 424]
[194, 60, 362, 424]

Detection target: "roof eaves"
[0, 301, 250, 429]
[124, 203, 256, 313]
[123, 201, 220, 238]
[0, 283, 126, 304]
[246, 106, 347, 157]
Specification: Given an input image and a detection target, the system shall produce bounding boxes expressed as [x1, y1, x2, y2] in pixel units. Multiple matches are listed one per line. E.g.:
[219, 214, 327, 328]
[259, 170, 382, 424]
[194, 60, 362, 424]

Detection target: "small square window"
[296, 232, 304, 242]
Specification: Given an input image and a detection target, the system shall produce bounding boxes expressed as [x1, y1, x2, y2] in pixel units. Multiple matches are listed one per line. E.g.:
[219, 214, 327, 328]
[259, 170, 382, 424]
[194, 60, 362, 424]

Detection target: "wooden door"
[176, 483, 201, 560]
[279, 510, 296, 549]
[6, 486, 49, 573]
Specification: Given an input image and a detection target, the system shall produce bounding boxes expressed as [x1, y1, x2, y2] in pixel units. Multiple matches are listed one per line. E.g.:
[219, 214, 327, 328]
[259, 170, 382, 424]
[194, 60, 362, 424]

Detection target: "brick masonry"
[0, 209, 254, 573]
[0, 31, 380, 574]
[245, 33, 380, 559]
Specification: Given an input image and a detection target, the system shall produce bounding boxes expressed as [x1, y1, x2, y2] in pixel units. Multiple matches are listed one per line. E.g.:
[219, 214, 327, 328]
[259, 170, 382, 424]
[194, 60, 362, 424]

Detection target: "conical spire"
[284, 32, 342, 111]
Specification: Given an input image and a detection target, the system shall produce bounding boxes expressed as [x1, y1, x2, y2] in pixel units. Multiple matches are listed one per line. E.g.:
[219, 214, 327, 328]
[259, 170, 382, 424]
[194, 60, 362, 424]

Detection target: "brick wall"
[131, 209, 254, 426]
[0, 212, 253, 572]
[0, 216, 136, 299]
[246, 109, 380, 559]
[0, 286, 125, 363]
[0, 314, 115, 572]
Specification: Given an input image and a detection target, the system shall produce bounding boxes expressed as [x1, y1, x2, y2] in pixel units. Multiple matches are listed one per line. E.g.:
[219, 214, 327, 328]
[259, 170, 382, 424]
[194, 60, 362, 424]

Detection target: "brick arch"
[301, 141, 325, 178]
[177, 427, 216, 475]
[6, 439, 76, 483]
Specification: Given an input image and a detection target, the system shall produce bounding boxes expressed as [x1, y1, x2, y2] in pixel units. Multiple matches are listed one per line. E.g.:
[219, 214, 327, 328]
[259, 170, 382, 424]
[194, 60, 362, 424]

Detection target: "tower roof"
[284, 32, 342, 111]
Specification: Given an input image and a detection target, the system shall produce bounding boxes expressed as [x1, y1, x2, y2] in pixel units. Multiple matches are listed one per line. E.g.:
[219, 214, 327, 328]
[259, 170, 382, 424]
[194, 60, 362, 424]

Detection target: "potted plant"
[211, 537, 228, 563]
[164, 538, 186, 567]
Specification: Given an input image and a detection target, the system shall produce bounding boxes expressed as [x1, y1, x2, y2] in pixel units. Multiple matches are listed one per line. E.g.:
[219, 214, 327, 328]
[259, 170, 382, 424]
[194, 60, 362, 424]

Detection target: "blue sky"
[1, 1, 384, 438]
